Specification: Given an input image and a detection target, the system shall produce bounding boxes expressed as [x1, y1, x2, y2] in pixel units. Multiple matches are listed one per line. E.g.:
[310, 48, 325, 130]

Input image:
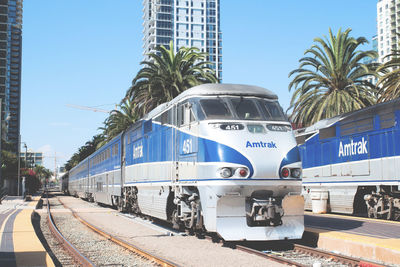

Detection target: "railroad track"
[46, 192, 387, 267]
[46, 192, 95, 266]
[234, 242, 386, 267]
[45, 191, 178, 267]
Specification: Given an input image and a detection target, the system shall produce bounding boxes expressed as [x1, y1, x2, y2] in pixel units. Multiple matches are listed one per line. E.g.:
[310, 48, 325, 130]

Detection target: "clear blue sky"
[21, 0, 377, 170]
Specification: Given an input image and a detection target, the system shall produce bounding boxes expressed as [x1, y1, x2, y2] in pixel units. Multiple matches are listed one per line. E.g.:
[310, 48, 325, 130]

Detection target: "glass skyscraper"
[142, 0, 222, 79]
[0, 0, 22, 153]
[377, 0, 399, 63]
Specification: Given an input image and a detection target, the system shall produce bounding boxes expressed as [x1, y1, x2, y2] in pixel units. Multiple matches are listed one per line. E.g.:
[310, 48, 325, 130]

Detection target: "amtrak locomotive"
[68, 84, 304, 241]
[295, 98, 400, 220]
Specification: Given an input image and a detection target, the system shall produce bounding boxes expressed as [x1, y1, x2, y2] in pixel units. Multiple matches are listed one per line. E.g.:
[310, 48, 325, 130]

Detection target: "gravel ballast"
[58, 195, 286, 267]
[39, 195, 156, 267]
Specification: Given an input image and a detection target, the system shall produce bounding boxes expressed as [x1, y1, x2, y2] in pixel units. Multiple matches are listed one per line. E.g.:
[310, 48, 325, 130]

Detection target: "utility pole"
[54, 151, 57, 183]
[17, 136, 21, 196]
[24, 143, 27, 168]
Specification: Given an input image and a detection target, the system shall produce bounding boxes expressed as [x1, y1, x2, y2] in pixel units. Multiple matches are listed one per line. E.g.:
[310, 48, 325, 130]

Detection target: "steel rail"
[292, 243, 385, 267]
[204, 234, 385, 267]
[235, 244, 307, 267]
[46, 191, 96, 267]
[236, 240, 385, 267]
[57, 197, 179, 267]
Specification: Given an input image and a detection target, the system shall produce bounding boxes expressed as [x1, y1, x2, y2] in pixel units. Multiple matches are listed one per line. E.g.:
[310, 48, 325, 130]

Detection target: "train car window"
[161, 111, 169, 124]
[112, 144, 117, 157]
[380, 112, 395, 129]
[257, 99, 287, 121]
[199, 98, 232, 119]
[340, 117, 373, 136]
[169, 107, 176, 125]
[178, 105, 184, 126]
[190, 107, 196, 123]
[231, 98, 262, 120]
[319, 125, 336, 140]
[154, 115, 161, 123]
[295, 133, 314, 145]
[178, 103, 196, 126]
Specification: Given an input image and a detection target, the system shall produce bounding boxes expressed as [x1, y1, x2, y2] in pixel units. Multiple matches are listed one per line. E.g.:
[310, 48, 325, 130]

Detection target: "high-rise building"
[142, 0, 222, 80]
[377, 0, 399, 63]
[363, 35, 378, 85]
[0, 0, 22, 153]
[20, 151, 43, 168]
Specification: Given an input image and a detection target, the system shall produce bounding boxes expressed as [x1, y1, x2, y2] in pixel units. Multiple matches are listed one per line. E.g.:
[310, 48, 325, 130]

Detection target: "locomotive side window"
[319, 125, 336, 140]
[340, 116, 373, 136]
[178, 103, 196, 127]
[230, 98, 262, 120]
[199, 98, 232, 119]
[379, 112, 395, 129]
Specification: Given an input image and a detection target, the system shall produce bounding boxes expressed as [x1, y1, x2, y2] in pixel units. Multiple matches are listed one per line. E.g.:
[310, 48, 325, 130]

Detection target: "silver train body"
[68, 83, 304, 240]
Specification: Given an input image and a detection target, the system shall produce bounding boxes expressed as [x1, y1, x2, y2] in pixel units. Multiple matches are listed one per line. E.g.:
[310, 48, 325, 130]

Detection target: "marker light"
[238, 168, 248, 177]
[220, 168, 232, 178]
[281, 168, 290, 178]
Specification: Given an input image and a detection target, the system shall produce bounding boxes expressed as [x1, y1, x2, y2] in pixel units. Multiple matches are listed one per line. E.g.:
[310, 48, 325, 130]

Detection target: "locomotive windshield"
[197, 96, 287, 121]
[231, 98, 263, 120]
[199, 98, 233, 119]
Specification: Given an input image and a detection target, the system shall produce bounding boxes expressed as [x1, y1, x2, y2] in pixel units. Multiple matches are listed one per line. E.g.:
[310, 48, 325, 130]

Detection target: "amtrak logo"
[246, 141, 277, 148]
[338, 137, 368, 157]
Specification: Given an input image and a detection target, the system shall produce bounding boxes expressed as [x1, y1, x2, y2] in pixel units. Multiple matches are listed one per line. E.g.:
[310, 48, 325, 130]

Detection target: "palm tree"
[377, 48, 400, 102]
[126, 41, 218, 116]
[33, 165, 52, 184]
[288, 28, 378, 126]
[99, 98, 139, 146]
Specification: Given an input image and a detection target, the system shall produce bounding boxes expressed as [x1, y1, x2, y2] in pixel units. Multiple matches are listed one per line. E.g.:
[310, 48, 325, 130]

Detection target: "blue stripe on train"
[300, 127, 400, 169]
[125, 123, 255, 177]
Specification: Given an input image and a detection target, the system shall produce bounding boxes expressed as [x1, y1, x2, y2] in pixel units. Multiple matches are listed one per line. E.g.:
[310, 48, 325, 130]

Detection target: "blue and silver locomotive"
[295, 98, 400, 220]
[68, 83, 304, 240]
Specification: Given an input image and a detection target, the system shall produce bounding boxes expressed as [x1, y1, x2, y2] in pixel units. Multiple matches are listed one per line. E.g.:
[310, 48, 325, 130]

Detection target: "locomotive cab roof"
[296, 98, 400, 136]
[175, 83, 278, 101]
[144, 83, 278, 120]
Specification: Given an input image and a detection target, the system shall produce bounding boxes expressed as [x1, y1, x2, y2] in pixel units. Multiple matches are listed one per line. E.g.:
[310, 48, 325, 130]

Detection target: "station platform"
[304, 211, 400, 265]
[0, 196, 54, 267]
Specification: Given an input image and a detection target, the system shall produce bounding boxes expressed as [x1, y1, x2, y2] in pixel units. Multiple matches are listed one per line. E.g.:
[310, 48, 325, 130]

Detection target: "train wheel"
[172, 209, 183, 231]
[367, 207, 375, 218]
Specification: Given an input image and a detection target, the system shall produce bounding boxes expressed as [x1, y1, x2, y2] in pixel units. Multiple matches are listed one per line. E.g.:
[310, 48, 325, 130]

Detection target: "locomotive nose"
[244, 139, 301, 179]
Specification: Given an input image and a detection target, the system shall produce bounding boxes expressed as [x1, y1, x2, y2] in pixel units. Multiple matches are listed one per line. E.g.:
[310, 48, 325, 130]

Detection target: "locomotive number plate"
[266, 124, 291, 132]
[220, 124, 244, 130]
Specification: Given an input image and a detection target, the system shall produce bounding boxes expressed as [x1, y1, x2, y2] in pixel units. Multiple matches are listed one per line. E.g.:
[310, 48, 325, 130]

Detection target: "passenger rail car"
[295, 99, 400, 220]
[68, 83, 304, 241]
[61, 173, 69, 194]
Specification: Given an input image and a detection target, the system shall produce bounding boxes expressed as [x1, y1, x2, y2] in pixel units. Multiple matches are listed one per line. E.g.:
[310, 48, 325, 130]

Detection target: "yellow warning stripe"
[306, 227, 400, 252]
[13, 198, 55, 267]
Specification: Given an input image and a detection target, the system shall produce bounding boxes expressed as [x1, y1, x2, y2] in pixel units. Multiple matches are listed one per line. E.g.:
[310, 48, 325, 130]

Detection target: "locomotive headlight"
[281, 167, 290, 178]
[220, 167, 233, 178]
[291, 168, 301, 178]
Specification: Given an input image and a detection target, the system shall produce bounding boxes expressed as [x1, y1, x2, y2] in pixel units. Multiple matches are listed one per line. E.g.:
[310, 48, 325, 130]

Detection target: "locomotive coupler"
[246, 197, 283, 226]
